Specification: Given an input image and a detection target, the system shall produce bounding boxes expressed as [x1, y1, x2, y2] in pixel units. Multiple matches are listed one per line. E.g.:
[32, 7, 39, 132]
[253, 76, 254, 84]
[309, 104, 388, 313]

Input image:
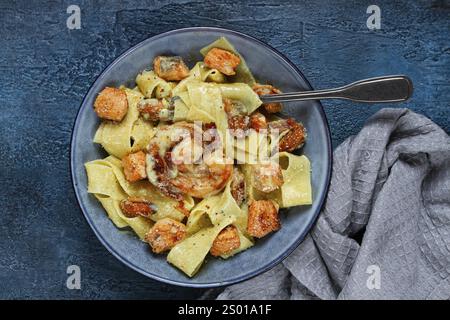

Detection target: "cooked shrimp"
[120, 197, 156, 218]
[94, 87, 128, 121]
[249, 162, 284, 193]
[269, 118, 306, 152]
[122, 151, 147, 182]
[210, 225, 240, 257]
[153, 56, 190, 81]
[223, 97, 247, 115]
[204, 48, 241, 76]
[247, 199, 280, 238]
[252, 84, 282, 113]
[249, 112, 267, 132]
[146, 122, 232, 199]
[228, 115, 249, 137]
[223, 98, 249, 137]
[145, 218, 187, 253]
[170, 162, 232, 199]
[146, 141, 184, 201]
[138, 98, 172, 122]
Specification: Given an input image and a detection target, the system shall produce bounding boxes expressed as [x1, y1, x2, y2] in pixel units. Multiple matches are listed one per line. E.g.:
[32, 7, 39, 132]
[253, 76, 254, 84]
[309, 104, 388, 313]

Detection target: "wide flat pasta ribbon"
[93, 89, 143, 159]
[85, 156, 195, 239]
[200, 37, 256, 86]
[243, 153, 312, 208]
[85, 159, 152, 239]
[136, 70, 172, 99]
[167, 216, 234, 277]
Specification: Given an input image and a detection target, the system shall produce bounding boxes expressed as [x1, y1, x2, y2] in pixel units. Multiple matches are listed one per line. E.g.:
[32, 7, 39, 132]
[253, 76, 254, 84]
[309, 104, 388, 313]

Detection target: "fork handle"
[260, 75, 413, 103]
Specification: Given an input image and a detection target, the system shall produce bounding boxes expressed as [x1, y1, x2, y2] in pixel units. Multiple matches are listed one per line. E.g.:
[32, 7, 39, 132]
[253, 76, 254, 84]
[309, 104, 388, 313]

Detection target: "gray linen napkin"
[205, 108, 450, 300]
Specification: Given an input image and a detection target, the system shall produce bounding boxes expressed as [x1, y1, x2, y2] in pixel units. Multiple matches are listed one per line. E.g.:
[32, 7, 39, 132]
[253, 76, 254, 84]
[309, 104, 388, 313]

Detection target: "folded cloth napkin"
[204, 108, 450, 300]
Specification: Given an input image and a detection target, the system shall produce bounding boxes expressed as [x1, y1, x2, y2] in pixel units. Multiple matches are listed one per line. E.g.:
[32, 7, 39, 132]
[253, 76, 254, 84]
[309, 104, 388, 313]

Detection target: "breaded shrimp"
[228, 115, 250, 137]
[249, 162, 284, 193]
[210, 225, 241, 257]
[269, 118, 306, 152]
[204, 48, 241, 76]
[145, 218, 187, 253]
[252, 84, 283, 113]
[223, 98, 249, 137]
[120, 197, 156, 218]
[153, 56, 190, 81]
[249, 112, 267, 132]
[94, 87, 128, 122]
[247, 200, 280, 238]
[122, 151, 147, 182]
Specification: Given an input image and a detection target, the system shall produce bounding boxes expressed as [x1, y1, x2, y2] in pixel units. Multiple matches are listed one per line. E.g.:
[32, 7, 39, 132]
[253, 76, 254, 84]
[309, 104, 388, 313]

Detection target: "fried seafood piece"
[223, 97, 247, 115]
[145, 218, 187, 253]
[210, 225, 241, 257]
[249, 162, 284, 193]
[230, 167, 245, 206]
[204, 48, 241, 76]
[122, 151, 147, 183]
[252, 84, 282, 113]
[94, 87, 128, 122]
[249, 112, 267, 132]
[247, 200, 280, 238]
[120, 197, 156, 218]
[227, 115, 249, 137]
[223, 98, 249, 137]
[269, 118, 306, 152]
[137, 98, 172, 122]
[153, 56, 190, 81]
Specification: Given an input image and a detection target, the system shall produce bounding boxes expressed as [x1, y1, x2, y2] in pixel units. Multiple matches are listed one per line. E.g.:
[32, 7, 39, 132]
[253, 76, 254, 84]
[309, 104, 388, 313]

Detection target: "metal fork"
[260, 75, 413, 104]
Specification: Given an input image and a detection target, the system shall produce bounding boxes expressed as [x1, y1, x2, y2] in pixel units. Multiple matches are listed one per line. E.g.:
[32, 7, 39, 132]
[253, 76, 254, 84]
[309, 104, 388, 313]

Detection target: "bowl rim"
[70, 26, 332, 288]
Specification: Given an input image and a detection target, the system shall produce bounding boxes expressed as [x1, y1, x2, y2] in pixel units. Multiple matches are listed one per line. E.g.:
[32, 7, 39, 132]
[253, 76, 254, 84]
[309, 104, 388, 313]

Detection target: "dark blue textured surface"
[0, 0, 448, 299]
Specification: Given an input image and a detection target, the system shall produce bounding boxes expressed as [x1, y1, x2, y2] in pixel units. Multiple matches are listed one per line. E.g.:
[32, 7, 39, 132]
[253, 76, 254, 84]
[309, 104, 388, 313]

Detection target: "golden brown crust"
[249, 112, 267, 132]
[210, 225, 241, 257]
[153, 56, 189, 81]
[252, 84, 283, 113]
[278, 118, 306, 152]
[145, 218, 187, 253]
[250, 162, 284, 193]
[204, 48, 241, 76]
[263, 102, 283, 114]
[223, 98, 249, 137]
[122, 151, 147, 183]
[137, 99, 165, 122]
[247, 200, 280, 238]
[120, 197, 155, 218]
[94, 87, 128, 121]
[228, 115, 249, 136]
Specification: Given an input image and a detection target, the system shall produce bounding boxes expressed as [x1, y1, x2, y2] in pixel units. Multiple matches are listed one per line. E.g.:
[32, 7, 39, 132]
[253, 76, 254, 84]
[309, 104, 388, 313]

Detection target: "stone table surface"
[0, 0, 448, 299]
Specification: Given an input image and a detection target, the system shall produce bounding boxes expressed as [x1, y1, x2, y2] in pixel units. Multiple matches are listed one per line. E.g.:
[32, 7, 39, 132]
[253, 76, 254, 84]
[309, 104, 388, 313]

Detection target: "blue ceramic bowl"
[71, 27, 332, 288]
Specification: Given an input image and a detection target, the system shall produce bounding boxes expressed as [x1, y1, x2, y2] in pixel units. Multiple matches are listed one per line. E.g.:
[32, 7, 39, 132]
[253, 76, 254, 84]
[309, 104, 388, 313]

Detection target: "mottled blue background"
[0, 0, 448, 299]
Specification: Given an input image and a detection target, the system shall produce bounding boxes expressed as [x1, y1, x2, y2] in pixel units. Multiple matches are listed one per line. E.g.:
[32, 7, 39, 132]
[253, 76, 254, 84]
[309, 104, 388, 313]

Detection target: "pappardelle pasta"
[85, 37, 312, 277]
